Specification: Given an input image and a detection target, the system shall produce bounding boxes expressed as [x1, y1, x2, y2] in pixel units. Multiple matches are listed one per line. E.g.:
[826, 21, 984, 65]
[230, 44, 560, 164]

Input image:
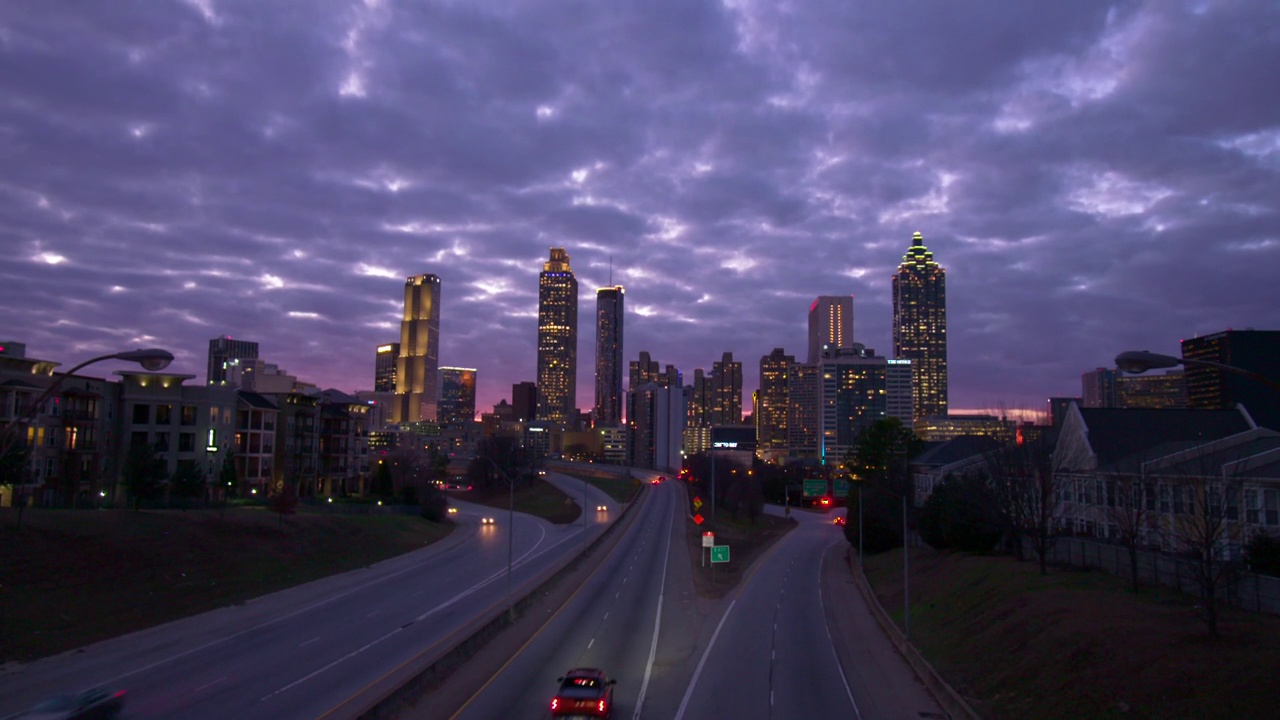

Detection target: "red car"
[833, 515, 847, 526]
[551, 668, 616, 718]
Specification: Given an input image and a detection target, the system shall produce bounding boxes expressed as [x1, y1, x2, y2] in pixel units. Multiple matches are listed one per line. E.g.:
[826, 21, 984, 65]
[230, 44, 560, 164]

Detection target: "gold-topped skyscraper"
[537, 248, 579, 424]
[396, 274, 441, 423]
[892, 232, 947, 420]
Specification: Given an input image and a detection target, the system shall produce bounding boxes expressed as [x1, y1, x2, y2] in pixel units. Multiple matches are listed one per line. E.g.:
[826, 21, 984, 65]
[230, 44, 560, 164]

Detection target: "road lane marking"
[195, 677, 226, 692]
[299, 637, 319, 647]
[819, 543, 863, 720]
[588, 638, 594, 649]
[632, 492, 674, 720]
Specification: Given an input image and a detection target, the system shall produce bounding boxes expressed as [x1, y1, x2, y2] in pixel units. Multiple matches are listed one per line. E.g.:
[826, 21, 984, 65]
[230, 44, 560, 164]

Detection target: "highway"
[0, 473, 621, 720]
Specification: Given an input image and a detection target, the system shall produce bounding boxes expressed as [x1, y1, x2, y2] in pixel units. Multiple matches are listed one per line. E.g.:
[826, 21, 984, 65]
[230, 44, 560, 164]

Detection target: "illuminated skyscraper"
[207, 336, 258, 386]
[536, 248, 578, 424]
[438, 367, 477, 426]
[374, 343, 399, 393]
[808, 296, 854, 364]
[1182, 330, 1280, 428]
[892, 232, 947, 420]
[711, 352, 743, 425]
[595, 286, 625, 426]
[396, 274, 441, 423]
[757, 348, 793, 453]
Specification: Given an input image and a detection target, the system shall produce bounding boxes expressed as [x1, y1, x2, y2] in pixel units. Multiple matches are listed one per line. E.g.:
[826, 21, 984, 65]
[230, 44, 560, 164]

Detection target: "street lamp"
[0, 348, 174, 461]
[1116, 350, 1280, 393]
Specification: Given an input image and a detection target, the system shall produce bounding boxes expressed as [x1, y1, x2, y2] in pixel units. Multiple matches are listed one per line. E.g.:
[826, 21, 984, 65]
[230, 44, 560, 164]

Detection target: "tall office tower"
[711, 352, 743, 425]
[819, 344, 890, 463]
[207, 336, 259, 386]
[374, 343, 400, 392]
[1081, 368, 1119, 408]
[626, 382, 686, 471]
[438, 367, 477, 425]
[629, 351, 659, 390]
[892, 231, 948, 420]
[757, 348, 793, 452]
[396, 274, 441, 423]
[1117, 370, 1187, 409]
[536, 248, 579, 424]
[687, 368, 712, 428]
[807, 296, 854, 365]
[662, 364, 682, 389]
[595, 286, 625, 426]
[787, 363, 820, 459]
[512, 381, 537, 422]
[886, 359, 915, 429]
[1182, 330, 1280, 428]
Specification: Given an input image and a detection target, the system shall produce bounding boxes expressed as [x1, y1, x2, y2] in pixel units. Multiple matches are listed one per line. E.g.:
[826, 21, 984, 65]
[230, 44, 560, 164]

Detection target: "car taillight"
[598, 699, 607, 713]
[551, 697, 559, 711]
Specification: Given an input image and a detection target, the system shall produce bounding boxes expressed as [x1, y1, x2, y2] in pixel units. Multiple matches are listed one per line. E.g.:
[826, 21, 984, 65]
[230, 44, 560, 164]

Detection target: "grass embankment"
[462, 478, 584, 524]
[685, 498, 797, 599]
[561, 472, 643, 503]
[0, 508, 453, 663]
[862, 546, 1280, 720]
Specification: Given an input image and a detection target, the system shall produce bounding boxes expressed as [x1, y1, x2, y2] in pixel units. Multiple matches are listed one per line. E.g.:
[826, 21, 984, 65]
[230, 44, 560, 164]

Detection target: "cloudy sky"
[2, 0, 1278, 419]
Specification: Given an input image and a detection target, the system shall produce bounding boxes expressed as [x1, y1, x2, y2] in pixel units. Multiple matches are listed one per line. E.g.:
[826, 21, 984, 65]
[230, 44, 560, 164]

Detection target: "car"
[550, 668, 616, 718]
[447, 507, 458, 514]
[596, 504, 607, 512]
[833, 515, 847, 526]
[11, 688, 126, 719]
[481, 516, 495, 525]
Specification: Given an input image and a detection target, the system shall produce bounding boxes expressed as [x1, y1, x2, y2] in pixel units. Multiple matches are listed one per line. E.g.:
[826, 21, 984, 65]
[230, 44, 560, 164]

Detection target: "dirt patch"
[0, 507, 452, 663]
[862, 546, 1280, 720]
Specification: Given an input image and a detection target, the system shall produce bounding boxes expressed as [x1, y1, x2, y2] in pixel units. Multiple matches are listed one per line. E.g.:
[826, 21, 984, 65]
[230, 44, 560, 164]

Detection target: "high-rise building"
[1117, 370, 1187, 409]
[887, 358, 914, 428]
[1081, 368, 1119, 408]
[536, 248, 579, 424]
[374, 343, 399, 392]
[711, 352, 743, 425]
[207, 336, 258, 386]
[808, 296, 854, 365]
[1182, 330, 1280, 428]
[512, 381, 537, 422]
[595, 286, 625, 426]
[630, 351, 660, 391]
[892, 231, 947, 420]
[687, 368, 712, 429]
[438, 367, 477, 425]
[787, 363, 821, 459]
[757, 348, 793, 453]
[819, 344, 891, 463]
[396, 274, 441, 423]
[626, 382, 686, 472]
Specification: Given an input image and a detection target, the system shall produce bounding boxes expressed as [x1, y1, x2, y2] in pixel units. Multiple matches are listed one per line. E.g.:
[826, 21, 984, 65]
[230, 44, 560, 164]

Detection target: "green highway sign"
[803, 478, 827, 497]
[834, 478, 850, 497]
[711, 545, 730, 563]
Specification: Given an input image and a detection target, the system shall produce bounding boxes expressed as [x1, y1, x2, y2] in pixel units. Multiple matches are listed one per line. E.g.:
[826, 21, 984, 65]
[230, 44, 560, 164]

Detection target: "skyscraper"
[595, 286, 625, 426]
[892, 232, 948, 420]
[396, 274, 441, 423]
[711, 352, 743, 425]
[207, 336, 259, 386]
[512, 381, 537, 422]
[438, 367, 477, 425]
[374, 343, 399, 392]
[808, 296, 854, 365]
[757, 348, 793, 453]
[1182, 330, 1280, 428]
[536, 248, 578, 424]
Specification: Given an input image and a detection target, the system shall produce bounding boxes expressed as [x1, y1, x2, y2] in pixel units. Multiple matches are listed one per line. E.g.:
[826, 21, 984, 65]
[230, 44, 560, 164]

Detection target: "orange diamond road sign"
[692, 497, 703, 511]
[693, 513, 704, 525]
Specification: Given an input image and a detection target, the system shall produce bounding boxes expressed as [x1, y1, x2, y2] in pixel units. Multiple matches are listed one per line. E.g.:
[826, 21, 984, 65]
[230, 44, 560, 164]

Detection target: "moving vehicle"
[550, 668, 616, 718]
[480, 516, 495, 525]
[10, 688, 126, 719]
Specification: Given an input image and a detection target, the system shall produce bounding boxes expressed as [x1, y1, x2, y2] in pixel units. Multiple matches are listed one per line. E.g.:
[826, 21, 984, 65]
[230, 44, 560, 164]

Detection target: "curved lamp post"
[1116, 350, 1280, 393]
[0, 348, 174, 461]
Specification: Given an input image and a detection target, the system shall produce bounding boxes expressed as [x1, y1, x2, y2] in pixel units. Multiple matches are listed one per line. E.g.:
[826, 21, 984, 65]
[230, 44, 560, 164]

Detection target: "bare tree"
[993, 435, 1060, 575]
[1107, 472, 1154, 594]
[1162, 461, 1246, 638]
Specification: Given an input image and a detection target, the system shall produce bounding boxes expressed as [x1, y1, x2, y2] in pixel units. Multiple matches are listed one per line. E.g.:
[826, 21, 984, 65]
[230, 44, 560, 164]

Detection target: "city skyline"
[3, 3, 1279, 419]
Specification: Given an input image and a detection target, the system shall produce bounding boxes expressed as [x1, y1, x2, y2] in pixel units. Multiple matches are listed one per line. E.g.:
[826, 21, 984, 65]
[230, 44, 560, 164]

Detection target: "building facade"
[536, 248, 579, 424]
[374, 343, 399, 393]
[808, 296, 854, 365]
[786, 362, 821, 460]
[757, 348, 793, 456]
[711, 352, 743, 426]
[207, 336, 259, 386]
[819, 345, 889, 464]
[396, 274, 442, 423]
[438, 367, 477, 426]
[512, 381, 537, 422]
[595, 286, 625, 427]
[1183, 330, 1280, 429]
[892, 232, 947, 420]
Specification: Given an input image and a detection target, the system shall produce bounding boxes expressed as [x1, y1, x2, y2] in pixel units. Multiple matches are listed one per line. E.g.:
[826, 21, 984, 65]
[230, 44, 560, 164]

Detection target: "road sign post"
[702, 532, 714, 566]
